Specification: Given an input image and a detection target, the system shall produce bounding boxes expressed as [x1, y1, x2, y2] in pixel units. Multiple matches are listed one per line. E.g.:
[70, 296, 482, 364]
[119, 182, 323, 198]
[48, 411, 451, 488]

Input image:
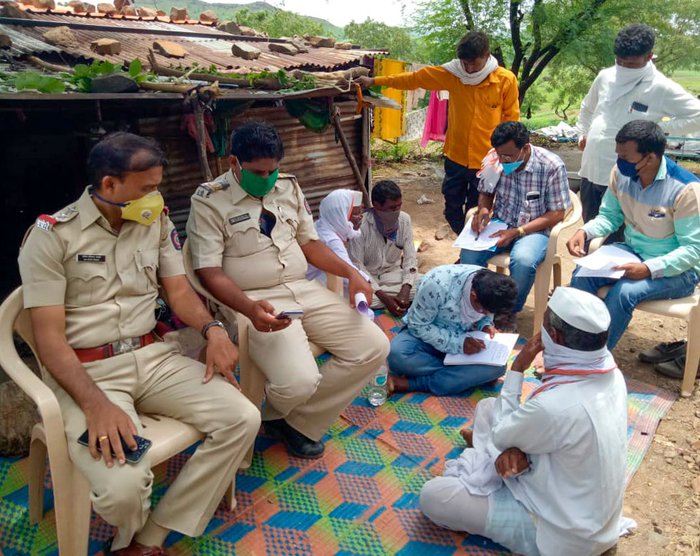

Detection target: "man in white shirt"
[576, 23, 700, 242]
[348, 180, 419, 317]
[420, 287, 629, 556]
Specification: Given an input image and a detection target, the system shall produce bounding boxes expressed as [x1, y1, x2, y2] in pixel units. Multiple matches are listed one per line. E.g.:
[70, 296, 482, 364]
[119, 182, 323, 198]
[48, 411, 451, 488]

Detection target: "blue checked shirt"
[479, 146, 571, 228]
[403, 264, 493, 355]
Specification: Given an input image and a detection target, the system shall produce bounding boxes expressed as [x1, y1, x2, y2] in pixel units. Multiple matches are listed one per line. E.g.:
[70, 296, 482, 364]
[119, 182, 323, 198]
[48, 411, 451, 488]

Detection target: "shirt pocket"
[276, 205, 300, 240]
[65, 261, 109, 307]
[225, 216, 268, 257]
[135, 248, 160, 289]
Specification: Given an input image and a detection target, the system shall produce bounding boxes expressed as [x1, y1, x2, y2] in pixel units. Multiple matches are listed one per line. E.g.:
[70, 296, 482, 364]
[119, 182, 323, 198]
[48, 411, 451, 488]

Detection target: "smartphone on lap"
[77, 430, 152, 464]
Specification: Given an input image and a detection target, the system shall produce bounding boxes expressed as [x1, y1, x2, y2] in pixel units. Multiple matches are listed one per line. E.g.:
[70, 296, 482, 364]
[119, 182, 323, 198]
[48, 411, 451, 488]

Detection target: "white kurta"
[491, 370, 628, 556]
[577, 65, 700, 186]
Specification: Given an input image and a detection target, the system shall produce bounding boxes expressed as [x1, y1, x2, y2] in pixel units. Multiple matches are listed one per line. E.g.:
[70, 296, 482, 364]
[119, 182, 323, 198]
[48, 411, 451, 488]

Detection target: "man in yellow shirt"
[357, 32, 520, 234]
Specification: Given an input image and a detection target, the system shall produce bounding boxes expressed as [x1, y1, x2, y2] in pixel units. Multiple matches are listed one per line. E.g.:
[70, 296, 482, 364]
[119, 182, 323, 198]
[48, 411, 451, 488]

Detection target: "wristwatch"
[201, 320, 226, 339]
[517, 226, 526, 237]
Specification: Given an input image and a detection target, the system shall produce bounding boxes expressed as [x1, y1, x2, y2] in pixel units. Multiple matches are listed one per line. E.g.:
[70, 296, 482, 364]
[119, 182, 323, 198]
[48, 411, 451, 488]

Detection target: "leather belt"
[74, 333, 157, 363]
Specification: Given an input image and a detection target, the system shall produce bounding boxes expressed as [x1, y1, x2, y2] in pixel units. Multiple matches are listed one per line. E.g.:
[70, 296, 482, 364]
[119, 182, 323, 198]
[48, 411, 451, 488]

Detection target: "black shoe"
[264, 419, 325, 459]
[639, 340, 686, 364]
[494, 312, 517, 333]
[654, 356, 686, 379]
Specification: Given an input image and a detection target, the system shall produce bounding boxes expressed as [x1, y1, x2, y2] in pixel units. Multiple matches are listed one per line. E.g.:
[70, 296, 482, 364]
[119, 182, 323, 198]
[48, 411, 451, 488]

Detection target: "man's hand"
[463, 336, 486, 354]
[472, 207, 491, 233]
[395, 284, 412, 309]
[495, 447, 530, 478]
[578, 135, 587, 151]
[247, 299, 292, 333]
[348, 271, 374, 308]
[84, 398, 138, 468]
[566, 229, 587, 257]
[490, 228, 520, 249]
[615, 262, 651, 280]
[203, 327, 240, 387]
[511, 333, 543, 373]
[355, 75, 375, 88]
[482, 325, 497, 338]
[377, 290, 405, 317]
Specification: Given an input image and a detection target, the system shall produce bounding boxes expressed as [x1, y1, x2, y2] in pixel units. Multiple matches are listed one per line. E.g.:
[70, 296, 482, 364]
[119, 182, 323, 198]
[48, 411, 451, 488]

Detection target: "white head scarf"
[316, 189, 363, 242]
[442, 55, 499, 85]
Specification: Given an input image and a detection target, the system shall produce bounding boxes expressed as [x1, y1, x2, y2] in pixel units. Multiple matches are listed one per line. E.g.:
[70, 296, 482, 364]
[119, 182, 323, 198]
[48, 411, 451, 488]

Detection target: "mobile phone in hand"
[77, 430, 152, 464]
[276, 310, 304, 320]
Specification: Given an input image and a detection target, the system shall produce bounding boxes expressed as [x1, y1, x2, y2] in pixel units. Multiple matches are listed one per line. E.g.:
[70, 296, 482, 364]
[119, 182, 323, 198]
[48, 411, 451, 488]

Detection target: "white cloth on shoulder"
[442, 55, 499, 86]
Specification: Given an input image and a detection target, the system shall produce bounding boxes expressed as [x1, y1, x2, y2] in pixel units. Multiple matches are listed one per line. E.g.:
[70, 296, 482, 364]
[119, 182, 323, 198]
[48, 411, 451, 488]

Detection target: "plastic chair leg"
[28, 434, 47, 524]
[681, 310, 700, 397]
[54, 467, 91, 556]
[224, 476, 237, 512]
[532, 264, 552, 332]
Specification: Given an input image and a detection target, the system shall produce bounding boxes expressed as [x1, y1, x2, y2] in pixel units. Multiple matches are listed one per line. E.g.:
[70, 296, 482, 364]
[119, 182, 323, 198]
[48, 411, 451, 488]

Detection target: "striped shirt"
[583, 156, 700, 278]
[478, 145, 571, 228]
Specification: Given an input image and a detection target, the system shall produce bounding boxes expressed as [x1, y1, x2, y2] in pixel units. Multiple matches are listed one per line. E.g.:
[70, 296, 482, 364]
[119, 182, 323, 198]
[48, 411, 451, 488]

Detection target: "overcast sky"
[205, 0, 416, 28]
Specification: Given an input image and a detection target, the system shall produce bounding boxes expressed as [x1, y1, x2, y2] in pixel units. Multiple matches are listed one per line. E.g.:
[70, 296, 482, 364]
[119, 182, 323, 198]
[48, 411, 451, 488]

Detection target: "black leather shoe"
[654, 356, 686, 379]
[639, 340, 686, 364]
[264, 419, 325, 459]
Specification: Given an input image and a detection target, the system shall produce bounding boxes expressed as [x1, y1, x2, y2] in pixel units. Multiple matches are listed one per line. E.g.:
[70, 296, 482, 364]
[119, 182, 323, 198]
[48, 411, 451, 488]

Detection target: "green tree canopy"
[234, 7, 325, 38]
[344, 18, 417, 61]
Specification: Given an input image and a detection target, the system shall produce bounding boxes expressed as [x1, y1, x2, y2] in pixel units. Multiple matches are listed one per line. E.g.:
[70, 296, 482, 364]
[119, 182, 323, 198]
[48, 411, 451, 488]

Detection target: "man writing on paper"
[356, 31, 519, 234]
[18, 133, 261, 555]
[348, 180, 419, 317]
[387, 264, 517, 396]
[576, 24, 700, 242]
[420, 287, 629, 556]
[187, 122, 389, 459]
[568, 120, 700, 370]
[459, 121, 571, 332]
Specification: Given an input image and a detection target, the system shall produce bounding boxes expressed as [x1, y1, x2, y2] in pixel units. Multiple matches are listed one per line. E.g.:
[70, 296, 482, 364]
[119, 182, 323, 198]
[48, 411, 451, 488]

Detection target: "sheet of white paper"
[354, 292, 374, 320]
[444, 332, 520, 366]
[575, 266, 625, 279]
[453, 217, 509, 251]
[575, 245, 641, 270]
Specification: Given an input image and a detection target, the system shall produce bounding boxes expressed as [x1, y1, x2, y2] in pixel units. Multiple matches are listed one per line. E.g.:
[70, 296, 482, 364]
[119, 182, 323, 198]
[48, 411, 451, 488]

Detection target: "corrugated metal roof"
[2, 10, 386, 73]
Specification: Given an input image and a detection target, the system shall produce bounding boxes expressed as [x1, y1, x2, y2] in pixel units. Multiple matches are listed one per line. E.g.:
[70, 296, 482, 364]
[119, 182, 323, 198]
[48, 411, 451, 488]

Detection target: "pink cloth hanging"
[420, 90, 448, 148]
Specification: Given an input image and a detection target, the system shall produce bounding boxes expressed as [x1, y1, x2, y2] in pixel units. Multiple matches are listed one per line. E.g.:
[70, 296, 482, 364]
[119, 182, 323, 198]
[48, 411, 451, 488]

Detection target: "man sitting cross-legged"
[420, 287, 629, 556]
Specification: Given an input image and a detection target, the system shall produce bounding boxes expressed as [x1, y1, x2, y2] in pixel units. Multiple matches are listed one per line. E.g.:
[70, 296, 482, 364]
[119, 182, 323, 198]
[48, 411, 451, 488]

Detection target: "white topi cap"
[548, 287, 610, 334]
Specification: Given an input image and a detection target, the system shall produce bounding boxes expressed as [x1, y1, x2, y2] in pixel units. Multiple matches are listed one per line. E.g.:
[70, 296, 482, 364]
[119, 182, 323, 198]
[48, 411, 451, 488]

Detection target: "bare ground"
[373, 143, 700, 555]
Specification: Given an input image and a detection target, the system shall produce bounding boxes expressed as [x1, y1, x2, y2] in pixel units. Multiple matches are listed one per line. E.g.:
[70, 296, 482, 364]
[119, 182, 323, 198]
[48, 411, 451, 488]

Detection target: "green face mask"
[239, 168, 279, 197]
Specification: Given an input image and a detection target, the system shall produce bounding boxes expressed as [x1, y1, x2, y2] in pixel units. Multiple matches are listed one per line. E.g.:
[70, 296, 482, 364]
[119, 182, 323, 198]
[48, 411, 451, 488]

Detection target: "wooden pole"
[360, 104, 371, 204]
[332, 105, 369, 204]
[192, 100, 213, 182]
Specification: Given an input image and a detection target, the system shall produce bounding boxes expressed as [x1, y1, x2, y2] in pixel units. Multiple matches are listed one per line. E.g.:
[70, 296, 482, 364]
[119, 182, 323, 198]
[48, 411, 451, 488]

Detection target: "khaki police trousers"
[46, 341, 260, 550]
[246, 279, 390, 441]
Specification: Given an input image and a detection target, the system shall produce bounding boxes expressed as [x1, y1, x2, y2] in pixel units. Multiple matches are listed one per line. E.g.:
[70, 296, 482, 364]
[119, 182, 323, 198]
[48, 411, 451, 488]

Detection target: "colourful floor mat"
[0, 312, 676, 555]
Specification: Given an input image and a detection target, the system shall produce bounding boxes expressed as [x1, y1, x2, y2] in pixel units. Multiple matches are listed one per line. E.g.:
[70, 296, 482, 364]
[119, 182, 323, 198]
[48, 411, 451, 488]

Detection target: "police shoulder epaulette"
[35, 205, 78, 231]
[195, 179, 229, 199]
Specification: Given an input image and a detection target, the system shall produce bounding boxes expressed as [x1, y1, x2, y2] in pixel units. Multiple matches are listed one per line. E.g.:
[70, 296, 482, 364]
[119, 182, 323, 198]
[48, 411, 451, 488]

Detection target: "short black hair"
[230, 121, 285, 162]
[548, 309, 609, 351]
[614, 24, 655, 57]
[371, 180, 402, 205]
[491, 121, 530, 149]
[471, 269, 518, 314]
[87, 132, 166, 190]
[456, 31, 490, 61]
[615, 120, 667, 157]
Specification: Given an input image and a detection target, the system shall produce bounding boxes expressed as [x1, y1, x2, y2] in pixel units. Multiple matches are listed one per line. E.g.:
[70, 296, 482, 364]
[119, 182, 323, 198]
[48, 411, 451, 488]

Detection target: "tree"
[344, 19, 417, 62]
[411, 0, 700, 105]
[234, 8, 324, 38]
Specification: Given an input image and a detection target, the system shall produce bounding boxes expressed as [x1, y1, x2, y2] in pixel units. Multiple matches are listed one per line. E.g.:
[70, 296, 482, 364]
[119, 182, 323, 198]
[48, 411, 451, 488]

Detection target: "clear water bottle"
[367, 364, 389, 406]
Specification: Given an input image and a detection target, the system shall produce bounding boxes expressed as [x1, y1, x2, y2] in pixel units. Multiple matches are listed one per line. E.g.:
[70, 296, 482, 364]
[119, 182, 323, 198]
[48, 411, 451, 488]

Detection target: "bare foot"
[386, 375, 409, 396]
[459, 427, 474, 447]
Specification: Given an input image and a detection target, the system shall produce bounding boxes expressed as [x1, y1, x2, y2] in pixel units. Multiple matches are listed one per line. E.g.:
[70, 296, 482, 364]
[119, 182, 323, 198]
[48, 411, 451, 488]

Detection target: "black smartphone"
[77, 430, 152, 464]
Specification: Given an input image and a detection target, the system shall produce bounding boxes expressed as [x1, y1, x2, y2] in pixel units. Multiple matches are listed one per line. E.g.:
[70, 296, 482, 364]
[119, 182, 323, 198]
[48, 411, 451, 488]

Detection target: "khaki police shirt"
[186, 170, 319, 291]
[18, 188, 185, 349]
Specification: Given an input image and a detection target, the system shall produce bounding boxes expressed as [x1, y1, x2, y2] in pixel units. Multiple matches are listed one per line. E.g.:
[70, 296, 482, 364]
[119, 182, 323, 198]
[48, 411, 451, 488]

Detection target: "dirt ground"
[373, 143, 700, 555]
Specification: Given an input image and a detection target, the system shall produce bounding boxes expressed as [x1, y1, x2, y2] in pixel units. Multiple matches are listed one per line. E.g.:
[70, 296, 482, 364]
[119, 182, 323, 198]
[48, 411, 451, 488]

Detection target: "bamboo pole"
[331, 104, 369, 203]
[192, 99, 213, 182]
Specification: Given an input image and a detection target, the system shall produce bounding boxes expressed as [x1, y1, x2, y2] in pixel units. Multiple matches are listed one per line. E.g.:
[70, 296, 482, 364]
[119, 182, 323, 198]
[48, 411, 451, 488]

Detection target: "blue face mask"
[502, 160, 524, 175]
[616, 157, 639, 180]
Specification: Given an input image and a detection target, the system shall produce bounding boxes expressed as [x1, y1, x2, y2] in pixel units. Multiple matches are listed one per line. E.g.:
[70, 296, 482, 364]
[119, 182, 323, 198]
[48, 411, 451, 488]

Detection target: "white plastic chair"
[465, 189, 582, 331]
[588, 237, 700, 397]
[0, 288, 237, 556]
[182, 240, 343, 467]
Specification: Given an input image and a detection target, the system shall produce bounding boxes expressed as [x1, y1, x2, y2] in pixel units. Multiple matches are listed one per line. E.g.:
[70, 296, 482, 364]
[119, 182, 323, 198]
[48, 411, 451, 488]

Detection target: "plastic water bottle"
[367, 364, 389, 406]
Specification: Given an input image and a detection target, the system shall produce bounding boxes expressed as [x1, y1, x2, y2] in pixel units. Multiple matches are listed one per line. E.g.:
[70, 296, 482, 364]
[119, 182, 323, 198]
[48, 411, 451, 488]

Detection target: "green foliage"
[373, 142, 411, 163]
[12, 71, 65, 93]
[344, 18, 416, 61]
[234, 7, 324, 38]
[67, 59, 154, 92]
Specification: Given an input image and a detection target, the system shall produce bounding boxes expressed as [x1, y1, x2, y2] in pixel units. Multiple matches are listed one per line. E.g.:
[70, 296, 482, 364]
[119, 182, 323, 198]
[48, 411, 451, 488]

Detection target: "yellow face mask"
[120, 191, 165, 226]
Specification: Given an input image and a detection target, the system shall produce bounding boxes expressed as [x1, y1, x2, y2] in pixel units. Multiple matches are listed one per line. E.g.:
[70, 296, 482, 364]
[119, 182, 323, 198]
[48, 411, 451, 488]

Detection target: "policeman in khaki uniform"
[18, 133, 260, 556]
[187, 121, 390, 459]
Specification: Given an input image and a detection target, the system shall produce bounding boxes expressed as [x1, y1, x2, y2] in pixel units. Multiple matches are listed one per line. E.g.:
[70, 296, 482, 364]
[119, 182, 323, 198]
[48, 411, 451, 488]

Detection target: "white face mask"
[461, 274, 486, 323]
[541, 326, 615, 372]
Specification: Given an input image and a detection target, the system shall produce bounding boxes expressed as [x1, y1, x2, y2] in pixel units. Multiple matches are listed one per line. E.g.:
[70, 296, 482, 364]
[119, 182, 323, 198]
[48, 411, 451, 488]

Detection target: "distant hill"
[137, 0, 345, 37]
